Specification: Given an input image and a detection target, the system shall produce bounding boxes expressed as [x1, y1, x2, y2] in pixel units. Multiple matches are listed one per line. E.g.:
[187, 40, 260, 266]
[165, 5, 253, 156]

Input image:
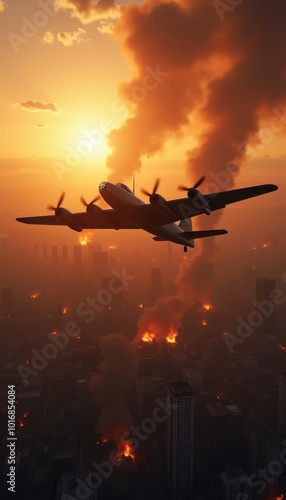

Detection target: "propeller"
[47, 192, 65, 212]
[80, 195, 100, 207]
[178, 175, 206, 192]
[141, 178, 161, 198]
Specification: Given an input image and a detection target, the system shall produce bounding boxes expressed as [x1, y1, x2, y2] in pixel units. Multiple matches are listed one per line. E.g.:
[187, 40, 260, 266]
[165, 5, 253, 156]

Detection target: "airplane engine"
[186, 189, 211, 215]
[149, 194, 176, 218]
[55, 208, 83, 232]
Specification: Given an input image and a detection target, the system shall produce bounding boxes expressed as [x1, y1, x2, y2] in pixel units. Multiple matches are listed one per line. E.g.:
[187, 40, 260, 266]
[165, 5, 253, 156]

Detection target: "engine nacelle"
[149, 194, 175, 219]
[55, 207, 82, 232]
[86, 204, 103, 216]
[187, 189, 211, 215]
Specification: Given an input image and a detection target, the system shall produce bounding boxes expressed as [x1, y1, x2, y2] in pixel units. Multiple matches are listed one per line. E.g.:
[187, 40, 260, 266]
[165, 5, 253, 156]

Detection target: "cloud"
[57, 27, 90, 46]
[97, 20, 116, 34]
[15, 101, 60, 113]
[54, 0, 120, 23]
[41, 31, 55, 44]
[0, 1, 7, 13]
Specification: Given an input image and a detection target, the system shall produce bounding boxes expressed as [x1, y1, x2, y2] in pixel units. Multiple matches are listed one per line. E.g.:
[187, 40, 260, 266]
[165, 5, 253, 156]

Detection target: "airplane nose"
[99, 182, 107, 193]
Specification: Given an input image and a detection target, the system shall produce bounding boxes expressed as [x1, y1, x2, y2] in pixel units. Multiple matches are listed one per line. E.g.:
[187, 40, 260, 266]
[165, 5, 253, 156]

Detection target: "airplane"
[16, 177, 278, 253]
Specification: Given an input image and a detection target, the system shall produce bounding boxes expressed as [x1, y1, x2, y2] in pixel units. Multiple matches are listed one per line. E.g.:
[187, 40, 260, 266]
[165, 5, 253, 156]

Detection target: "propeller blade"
[153, 178, 160, 194]
[57, 192, 65, 208]
[47, 205, 56, 211]
[80, 196, 88, 207]
[90, 195, 100, 204]
[193, 175, 206, 189]
[178, 185, 189, 192]
[141, 188, 151, 197]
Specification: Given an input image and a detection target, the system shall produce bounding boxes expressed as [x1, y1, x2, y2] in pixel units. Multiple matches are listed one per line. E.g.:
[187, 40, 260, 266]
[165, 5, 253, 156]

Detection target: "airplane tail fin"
[179, 218, 194, 246]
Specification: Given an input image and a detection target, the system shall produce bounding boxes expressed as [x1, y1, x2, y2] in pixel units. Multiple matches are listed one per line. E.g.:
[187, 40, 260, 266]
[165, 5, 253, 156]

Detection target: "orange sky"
[0, 0, 285, 250]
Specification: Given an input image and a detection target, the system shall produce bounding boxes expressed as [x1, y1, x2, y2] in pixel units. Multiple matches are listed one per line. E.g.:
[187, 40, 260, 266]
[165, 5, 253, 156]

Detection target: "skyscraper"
[220, 469, 251, 500]
[278, 371, 286, 439]
[167, 381, 194, 499]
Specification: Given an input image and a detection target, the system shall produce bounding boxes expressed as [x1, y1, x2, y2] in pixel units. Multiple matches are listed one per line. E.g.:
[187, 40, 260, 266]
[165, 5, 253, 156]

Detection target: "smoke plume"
[107, 0, 285, 341]
[89, 334, 138, 445]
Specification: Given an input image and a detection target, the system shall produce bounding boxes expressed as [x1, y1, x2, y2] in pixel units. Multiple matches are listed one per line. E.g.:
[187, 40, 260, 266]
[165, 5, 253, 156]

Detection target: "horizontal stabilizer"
[183, 229, 228, 239]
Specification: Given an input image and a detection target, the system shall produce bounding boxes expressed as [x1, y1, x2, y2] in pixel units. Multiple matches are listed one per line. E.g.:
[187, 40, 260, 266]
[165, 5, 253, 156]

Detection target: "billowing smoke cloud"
[107, 0, 285, 342]
[89, 334, 138, 445]
[54, 0, 120, 23]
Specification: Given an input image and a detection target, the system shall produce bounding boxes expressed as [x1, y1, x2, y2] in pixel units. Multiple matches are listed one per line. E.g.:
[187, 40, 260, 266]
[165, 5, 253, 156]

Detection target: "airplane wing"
[135, 184, 278, 225]
[16, 209, 139, 230]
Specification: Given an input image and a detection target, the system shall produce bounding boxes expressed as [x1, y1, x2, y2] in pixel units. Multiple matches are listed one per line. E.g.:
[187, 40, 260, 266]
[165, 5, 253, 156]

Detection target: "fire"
[216, 392, 225, 400]
[122, 443, 135, 460]
[142, 332, 155, 344]
[138, 303, 144, 309]
[23, 411, 29, 418]
[200, 303, 214, 312]
[19, 421, 24, 427]
[30, 292, 40, 299]
[262, 241, 271, 248]
[276, 495, 284, 500]
[251, 244, 258, 251]
[107, 244, 117, 250]
[96, 437, 109, 445]
[62, 306, 68, 315]
[51, 330, 58, 336]
[166, 330, 178, 345]
[279, 344, 286, 351]
[78, 231, 93, 246]
[201, 320, 208, 326]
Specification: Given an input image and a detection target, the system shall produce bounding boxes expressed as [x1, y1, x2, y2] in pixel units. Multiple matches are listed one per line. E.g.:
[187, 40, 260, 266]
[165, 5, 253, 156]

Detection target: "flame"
[107, 244, 117, 250]
[279, 344, 286, 351]
[138, 303, 144, 309]
[276, 495, 284, 500]
[216, 392, 225, 400]
[166, 330, 178, 345]
[251, 244, 258, 251]
[96, 437, 109, 445]
[62, 306, 68, 315]
[200, 303, 214, 312]
[262, 241, 271, 248]
[76, 335, 81, 340]
[122, 443, 135, 460]
[201, 319, 208, 326]
[23, 411, 29, 418]
[25, 359, 30, 366]
[19, 421, 24, 427]
[51, 330, 58, 336]
[142, 332, 155, 344]
[30, 292, 40, 299]
[78, 231, 93, 246]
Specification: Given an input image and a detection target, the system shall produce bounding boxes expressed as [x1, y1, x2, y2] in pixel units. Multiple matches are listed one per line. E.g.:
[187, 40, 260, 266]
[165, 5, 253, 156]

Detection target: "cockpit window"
[116, 183, 133, 194]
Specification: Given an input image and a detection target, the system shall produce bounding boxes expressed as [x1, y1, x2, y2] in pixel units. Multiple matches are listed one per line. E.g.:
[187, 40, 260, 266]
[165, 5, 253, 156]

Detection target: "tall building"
[278, 371, 286, 439]
[62, 245, 68, 264]
[73, 245, 82, 270]
[167, 381, 194, 500]
[220, 469, 251, 500]
[51, 245, 58, 265]
[255, 278, 276, 334]
[150, 267, 163, 303]
[1, 288, 13, 313]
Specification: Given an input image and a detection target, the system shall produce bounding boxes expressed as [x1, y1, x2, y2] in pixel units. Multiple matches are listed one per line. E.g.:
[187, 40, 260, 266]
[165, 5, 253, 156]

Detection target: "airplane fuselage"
[98, 182, 194, 248]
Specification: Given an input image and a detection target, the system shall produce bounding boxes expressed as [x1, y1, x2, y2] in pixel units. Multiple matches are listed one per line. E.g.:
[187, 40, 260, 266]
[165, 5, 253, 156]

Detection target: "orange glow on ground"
[142, 332, 155, 344]
[201, 320, 208, 326]
[200, 303, 214, 312]
[251, 244, 258, 251]
[62, 306, 68, 314]
[138, 303, 144, 309]
[30, 292, 40, 299]
[51, 330, 58, 336]
[166, 330, 178, 345]
[78, 231, 93, 246]
[107, 244, 117, 250]
[262, 241, 271, 248]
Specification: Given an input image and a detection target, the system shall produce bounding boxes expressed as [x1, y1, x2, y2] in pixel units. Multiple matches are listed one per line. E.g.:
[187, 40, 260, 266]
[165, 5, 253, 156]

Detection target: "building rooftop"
[168, 381, 194, 397]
